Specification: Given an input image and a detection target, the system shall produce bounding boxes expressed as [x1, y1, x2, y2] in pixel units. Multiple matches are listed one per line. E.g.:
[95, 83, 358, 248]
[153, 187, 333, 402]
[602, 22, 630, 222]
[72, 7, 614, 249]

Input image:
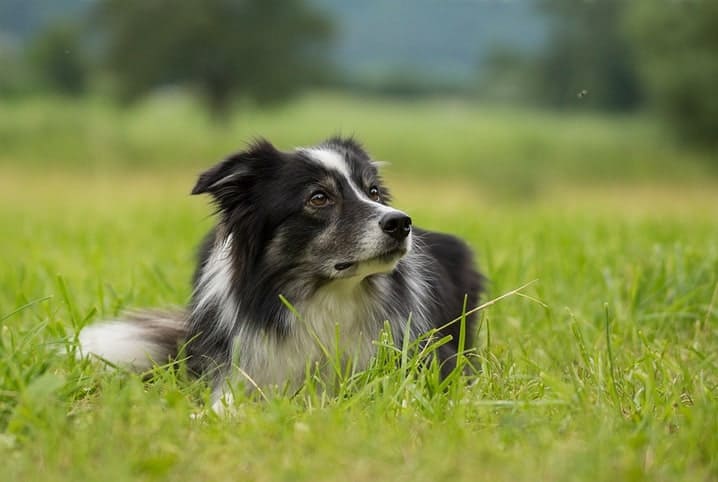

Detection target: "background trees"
[0, 0, 716, 148]
[627, 1, 718, 148]
[28, 22, 87, 96]
[535, 0, 642, 111]
[495, 0, 718, 149]
[93, 0, 332, 120]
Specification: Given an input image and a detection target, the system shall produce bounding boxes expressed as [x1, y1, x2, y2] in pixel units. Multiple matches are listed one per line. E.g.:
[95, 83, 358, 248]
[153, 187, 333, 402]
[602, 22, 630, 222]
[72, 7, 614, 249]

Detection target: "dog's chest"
[237, 284, 381, 389]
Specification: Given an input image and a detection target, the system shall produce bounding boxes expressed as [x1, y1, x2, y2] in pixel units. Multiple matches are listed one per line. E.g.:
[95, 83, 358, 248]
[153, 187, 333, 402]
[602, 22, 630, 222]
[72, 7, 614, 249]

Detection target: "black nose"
[379, 212, 412, 241]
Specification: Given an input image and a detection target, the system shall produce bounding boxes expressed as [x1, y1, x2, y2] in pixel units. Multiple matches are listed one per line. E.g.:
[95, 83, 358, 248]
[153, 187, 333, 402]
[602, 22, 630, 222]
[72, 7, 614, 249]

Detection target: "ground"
[1, 94, 716, 481]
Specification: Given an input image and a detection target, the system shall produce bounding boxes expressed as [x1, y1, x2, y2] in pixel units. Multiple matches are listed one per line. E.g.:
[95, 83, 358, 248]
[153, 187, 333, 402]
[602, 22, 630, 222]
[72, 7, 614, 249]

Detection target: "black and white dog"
[79, 138, 483, 411]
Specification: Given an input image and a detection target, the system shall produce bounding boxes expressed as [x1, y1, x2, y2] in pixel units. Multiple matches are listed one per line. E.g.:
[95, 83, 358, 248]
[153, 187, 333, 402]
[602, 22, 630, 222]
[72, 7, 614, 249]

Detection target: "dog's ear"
[191, 139, 279, 196]
[191, 156, 249, 195]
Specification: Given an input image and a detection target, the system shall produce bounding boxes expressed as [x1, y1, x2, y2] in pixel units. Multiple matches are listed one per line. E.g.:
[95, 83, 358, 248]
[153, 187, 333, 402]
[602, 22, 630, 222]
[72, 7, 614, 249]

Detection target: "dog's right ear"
[191, 139, 279, 196]
[191, 155, 249, 196]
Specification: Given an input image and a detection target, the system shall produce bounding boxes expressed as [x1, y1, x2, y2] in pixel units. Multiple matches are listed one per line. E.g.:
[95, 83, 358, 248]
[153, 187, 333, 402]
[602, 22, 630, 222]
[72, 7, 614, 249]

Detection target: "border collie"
[79, 137, 483, 411]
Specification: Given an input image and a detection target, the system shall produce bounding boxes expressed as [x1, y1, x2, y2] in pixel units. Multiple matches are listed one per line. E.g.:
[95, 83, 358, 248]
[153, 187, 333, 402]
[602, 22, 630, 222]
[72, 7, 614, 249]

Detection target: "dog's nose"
[379, 212, 412, 241]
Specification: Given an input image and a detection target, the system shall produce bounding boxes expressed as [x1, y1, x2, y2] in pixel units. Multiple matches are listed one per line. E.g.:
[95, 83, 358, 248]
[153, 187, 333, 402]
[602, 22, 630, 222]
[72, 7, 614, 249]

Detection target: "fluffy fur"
[79, 137, 483, 411]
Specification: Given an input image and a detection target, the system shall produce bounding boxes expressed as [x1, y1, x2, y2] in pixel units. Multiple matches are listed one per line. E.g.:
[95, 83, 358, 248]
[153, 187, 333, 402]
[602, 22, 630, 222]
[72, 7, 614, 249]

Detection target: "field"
[1, 93, 717, 481]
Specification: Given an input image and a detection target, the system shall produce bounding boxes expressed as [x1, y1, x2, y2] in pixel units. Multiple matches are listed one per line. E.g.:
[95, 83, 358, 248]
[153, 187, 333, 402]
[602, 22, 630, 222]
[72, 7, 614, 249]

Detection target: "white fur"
[193, 234, 239, 334]
[78, 322, 162, 369]
[211, 391, 236, 414]
[303, 147, 352, 178]
[302, 147, 393, 210]
[223, 280, 381, 396]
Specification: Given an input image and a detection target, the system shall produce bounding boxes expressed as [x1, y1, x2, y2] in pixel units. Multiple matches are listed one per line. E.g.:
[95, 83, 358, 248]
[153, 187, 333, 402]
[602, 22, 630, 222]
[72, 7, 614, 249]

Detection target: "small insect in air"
[577, 89, 589, 99]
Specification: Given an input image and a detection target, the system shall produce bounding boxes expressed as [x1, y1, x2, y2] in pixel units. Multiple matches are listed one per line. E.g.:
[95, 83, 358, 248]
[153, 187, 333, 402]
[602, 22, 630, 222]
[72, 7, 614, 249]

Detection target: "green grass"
[1, 92, 716, 194]
[1, 94, 718, 481]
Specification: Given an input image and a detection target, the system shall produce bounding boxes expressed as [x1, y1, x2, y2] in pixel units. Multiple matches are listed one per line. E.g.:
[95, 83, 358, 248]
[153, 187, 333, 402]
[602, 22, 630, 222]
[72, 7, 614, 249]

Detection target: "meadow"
[1, 93, 717, 481]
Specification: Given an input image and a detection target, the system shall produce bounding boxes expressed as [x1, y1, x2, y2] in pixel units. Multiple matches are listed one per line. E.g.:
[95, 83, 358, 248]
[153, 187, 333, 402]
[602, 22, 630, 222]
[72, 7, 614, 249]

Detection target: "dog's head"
[192, 137, 412, 287]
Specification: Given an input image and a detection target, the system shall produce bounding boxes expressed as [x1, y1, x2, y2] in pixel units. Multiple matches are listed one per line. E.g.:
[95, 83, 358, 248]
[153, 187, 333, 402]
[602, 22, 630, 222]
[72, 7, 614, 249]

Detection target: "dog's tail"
[78, 310, 188, 370]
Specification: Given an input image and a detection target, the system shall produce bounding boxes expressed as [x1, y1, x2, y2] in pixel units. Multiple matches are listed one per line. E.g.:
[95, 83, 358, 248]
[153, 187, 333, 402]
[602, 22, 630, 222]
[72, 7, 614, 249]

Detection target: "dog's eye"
[308, 191, 331, 208]
[368, 186, 381, 202]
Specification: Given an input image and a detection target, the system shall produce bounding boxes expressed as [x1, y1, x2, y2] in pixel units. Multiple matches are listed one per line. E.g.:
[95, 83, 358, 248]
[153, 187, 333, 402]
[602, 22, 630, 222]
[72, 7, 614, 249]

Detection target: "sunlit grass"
[1, 92, 717, 480]
[1, 159, 717, 480]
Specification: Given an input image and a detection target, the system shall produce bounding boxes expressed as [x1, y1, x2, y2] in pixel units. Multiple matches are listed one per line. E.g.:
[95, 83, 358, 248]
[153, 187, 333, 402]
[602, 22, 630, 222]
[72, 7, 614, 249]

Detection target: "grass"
[1, 91, 716, 194]
[1, 93, 717, 481]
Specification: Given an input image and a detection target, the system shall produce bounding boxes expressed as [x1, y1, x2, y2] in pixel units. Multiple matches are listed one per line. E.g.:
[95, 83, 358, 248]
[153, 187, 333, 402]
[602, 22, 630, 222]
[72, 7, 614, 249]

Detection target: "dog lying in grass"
[79, 137, 483, 411]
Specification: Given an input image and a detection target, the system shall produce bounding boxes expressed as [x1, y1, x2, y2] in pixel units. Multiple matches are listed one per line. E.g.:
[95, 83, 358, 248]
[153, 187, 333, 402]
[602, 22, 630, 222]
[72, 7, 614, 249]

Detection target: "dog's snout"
[379, 212, 412, 241]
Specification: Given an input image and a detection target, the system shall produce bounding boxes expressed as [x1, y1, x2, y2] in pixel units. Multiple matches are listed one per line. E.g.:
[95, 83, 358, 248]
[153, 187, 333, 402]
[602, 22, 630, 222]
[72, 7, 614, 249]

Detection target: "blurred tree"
[0, 38, 32, 96]
[94, 0, 332, 120]
[535, 0, 642, 111]
[28, 22, 88, 96]
[626, 1, 718, 148]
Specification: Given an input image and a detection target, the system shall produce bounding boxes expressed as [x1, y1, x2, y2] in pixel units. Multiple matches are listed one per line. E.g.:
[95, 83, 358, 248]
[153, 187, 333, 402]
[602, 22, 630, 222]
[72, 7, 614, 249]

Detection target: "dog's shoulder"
[414, 227, 477, 271]
[413, 226, 484, 303]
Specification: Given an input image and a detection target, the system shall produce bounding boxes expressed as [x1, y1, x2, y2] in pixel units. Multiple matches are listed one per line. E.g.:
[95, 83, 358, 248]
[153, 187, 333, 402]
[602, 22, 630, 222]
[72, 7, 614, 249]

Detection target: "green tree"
[94, 0, 332, 120]
[28, 22, 88, 96]
[536, 0, 642, 111]
[626, 1, 718, 148]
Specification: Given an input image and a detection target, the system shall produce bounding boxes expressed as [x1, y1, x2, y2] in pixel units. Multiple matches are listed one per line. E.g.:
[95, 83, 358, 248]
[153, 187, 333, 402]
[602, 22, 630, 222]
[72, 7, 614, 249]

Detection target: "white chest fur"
[229, 279, 382, 392]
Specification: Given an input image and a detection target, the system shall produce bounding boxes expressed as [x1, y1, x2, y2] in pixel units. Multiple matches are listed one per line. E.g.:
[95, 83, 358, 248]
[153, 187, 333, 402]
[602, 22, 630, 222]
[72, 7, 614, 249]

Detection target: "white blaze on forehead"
[301, 147, 352, 179]
[300, 146, 397, 217]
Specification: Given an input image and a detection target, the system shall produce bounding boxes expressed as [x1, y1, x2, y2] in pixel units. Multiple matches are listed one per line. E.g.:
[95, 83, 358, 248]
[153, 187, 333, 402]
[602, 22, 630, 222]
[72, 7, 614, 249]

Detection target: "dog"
[79, 137, 483, 411]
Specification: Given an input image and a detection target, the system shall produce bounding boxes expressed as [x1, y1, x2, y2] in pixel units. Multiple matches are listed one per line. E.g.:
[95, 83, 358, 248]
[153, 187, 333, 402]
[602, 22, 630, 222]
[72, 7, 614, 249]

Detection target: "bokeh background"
[2, 3, 718, 480]
[1, 0, 716, 187]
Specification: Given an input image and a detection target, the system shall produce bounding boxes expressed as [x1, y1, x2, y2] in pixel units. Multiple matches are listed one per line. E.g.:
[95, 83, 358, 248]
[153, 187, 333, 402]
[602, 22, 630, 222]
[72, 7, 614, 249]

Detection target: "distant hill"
[314, 0, 547, 83]
[0, 0, 548, 84]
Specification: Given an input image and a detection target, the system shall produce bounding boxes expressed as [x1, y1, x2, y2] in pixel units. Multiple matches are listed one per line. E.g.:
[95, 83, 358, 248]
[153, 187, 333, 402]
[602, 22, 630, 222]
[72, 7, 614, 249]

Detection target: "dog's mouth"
[333, 247, 407, 272]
